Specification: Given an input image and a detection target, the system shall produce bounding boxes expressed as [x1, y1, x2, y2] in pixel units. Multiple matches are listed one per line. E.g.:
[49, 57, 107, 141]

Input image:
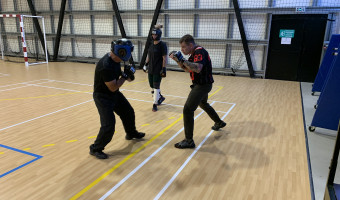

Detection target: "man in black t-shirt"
[143, 24, 167, 112]
[169, 34, 226, 149]
[90, 38, 145, 159]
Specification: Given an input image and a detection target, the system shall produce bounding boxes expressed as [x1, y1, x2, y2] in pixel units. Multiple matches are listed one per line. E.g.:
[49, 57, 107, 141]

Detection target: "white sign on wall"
[281, 37, 292, 45]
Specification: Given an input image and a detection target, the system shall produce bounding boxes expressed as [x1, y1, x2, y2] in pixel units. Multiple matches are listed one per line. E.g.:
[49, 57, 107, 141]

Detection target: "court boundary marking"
[0, 73, 10, 77]
[0, 79, 232, 132]
[154, 104, 235, 199]
[1, 79, 234, 199]
[98, 103, 234, 200]
[0, 144, 42, 178]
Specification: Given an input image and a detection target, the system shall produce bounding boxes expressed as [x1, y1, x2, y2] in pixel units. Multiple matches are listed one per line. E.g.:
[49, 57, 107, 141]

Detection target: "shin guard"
[153, 89, 160, 104]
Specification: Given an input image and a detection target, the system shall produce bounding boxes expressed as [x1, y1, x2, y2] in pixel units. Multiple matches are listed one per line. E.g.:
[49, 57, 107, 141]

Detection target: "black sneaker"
[125, 132, 145, 140]
[152, 104, 157, 112]
[89, 145, 108, 159]
[157, 95, 165, 105]
[174, 139, 195, 149]
[211, 121, 227, 131]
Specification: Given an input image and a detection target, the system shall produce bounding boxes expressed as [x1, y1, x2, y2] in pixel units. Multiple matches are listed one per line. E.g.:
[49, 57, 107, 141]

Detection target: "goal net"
[0, 14, 48, 66]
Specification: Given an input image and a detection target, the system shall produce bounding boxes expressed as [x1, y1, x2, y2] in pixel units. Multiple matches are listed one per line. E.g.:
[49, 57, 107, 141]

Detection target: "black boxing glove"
[160, 67, 166, 77]
[123, 64, 136, 81]
[121, 71, 128, 80]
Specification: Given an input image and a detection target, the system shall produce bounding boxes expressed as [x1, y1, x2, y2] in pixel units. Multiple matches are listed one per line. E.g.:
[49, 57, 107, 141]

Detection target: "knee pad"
[153, 82, 160, 89]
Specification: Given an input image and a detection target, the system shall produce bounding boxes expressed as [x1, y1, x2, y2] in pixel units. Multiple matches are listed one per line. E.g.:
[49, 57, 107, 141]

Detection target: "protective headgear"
[151, 29, 162, 41]
[111, 38, 134, 61]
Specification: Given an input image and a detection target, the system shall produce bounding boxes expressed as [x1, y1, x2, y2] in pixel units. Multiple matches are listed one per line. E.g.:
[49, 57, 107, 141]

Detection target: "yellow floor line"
[70, 115, 183, 200]
[71, 85, 223, 199]
[66, 140, 78, 143]
[42, 144, 55, 147]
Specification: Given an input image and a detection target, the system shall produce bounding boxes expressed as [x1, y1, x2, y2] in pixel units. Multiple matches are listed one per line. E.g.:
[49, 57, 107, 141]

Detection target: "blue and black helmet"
[111, 38, 134, 61]
[151, 28, 162, 41]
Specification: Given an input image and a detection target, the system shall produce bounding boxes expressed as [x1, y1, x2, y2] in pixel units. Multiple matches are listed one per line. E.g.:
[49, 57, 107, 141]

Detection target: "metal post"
[140, 0, 164, 68]
[53, 0, 67, 60]
[111, 0, 135, 65]
[68, 0, 75, 58]
[226, 4, 234, 70]
[262, 14, 272, 78]
[232, 0, 255, 77]
[194, 0, 199, 37]
[90, 0, 96, 58]
[26, 0, 49, 59]
[0, 27, 4, 60]
[0, 1, 3, 60]
[41, 17, 49, 63]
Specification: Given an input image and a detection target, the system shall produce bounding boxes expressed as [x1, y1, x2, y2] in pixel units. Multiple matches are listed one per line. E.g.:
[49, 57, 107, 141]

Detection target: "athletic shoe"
[174, 139, 195, 149]
[211, 121, 227, 131]
[89, 145, 108, 159]
[125, 132, 145, 140]
[157, 95, 165, 105]
[152, 104, 158, 112]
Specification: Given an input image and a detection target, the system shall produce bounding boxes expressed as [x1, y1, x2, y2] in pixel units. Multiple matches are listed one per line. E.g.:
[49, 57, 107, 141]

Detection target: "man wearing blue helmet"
[90, 38, 145, 159]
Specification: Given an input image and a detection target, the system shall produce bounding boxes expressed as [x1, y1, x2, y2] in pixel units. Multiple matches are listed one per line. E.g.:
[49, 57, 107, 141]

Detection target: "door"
[266, 14, 327, 82]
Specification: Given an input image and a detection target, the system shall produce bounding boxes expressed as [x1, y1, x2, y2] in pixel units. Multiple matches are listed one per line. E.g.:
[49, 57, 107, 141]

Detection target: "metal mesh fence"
[0, 0, 339, 76]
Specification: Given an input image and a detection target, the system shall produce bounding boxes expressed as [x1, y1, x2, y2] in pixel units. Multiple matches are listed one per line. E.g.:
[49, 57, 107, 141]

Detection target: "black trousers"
[92, 92, 137, 151]
[183, 84, 221, 140]
[148, 74, 162, 89]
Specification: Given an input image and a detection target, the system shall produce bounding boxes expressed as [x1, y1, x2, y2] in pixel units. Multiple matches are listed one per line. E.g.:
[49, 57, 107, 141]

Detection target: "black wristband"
[145, 62, 149, 66]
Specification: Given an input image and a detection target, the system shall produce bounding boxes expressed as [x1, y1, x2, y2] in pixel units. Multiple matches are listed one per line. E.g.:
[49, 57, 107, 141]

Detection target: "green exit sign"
[279, 29, 295, 38]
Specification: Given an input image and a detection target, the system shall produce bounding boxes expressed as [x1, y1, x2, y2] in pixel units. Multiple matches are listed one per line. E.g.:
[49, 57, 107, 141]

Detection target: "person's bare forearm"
[106, 77, 126, 92]
[178, 61, 189, 72]
[182, 60, 202, 73]
[116, 77, 126, 88]
[162, 55, 167, 68]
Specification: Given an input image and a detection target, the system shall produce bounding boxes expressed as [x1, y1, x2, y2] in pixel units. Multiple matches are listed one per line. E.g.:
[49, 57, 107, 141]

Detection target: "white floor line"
[0, 81, 52, 92]
[29, 84, 92, 94]
[0, 85, 34, 92]
[2, 80, 231, 133]
[154, 103, 235, 200]
[121, 89, 236, 105]
[99, 102, 216, 200]
[0, 99, 93, 132]
[122, 89, 187, 99]
[126, 98, 227, 113]
[27, 82, 227, 113]
[0, 79, 49, 88]
[44, 79, 236, 105]
[47, 79, 93, 86]
[0, 73, 10, 77]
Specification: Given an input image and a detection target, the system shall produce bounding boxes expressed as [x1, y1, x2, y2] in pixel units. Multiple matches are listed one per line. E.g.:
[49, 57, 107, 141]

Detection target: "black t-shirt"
[148, 41, 167, 75]
[93, 53, 122, 95]
[188, 46, 214, 85]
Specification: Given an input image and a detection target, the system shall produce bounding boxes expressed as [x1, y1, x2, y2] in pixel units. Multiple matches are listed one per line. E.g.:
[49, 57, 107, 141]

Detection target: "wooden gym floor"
[0, 61, 311, 199]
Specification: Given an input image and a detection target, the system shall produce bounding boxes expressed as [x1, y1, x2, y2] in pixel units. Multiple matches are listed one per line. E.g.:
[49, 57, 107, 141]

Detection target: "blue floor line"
[0, 144, 43, 178]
